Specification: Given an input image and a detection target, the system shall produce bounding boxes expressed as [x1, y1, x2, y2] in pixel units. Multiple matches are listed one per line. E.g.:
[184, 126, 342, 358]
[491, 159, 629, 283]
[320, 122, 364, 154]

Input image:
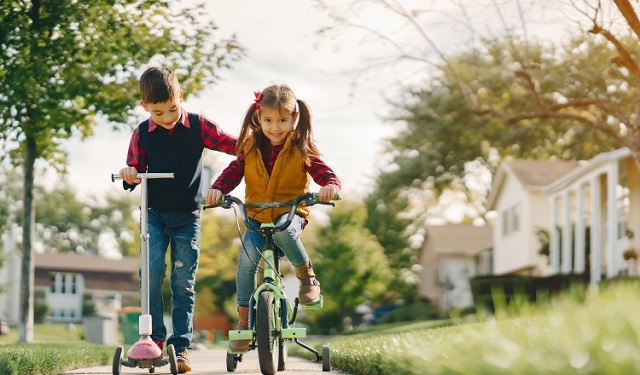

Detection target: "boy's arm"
[200, 114, 237, 155]
[211, 153, 245, 194]
[123, 127, 146, 191]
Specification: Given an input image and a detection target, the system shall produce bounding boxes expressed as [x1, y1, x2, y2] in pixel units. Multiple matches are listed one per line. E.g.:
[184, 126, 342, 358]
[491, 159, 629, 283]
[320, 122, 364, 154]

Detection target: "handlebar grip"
[311, 193, 341, 201]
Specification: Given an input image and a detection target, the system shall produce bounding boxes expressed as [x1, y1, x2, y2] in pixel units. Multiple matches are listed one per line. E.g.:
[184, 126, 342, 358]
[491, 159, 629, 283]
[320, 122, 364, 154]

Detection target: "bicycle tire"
[256, 291, 278, 375]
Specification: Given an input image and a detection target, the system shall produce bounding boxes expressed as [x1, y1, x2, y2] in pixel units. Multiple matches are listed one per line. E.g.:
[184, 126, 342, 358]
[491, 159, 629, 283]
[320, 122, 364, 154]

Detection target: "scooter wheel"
[112, 345, 123, 375]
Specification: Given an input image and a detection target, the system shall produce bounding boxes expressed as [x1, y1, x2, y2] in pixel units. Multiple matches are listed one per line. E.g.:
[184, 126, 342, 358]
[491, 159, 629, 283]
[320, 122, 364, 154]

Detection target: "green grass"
[0, 343, 112, 375]
[297, 282, 640, 375]
[0, 323, 113, 375]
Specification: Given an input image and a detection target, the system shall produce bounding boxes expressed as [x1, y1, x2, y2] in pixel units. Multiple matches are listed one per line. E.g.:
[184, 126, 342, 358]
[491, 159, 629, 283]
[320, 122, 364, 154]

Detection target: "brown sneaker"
[175, 349, 191, 373]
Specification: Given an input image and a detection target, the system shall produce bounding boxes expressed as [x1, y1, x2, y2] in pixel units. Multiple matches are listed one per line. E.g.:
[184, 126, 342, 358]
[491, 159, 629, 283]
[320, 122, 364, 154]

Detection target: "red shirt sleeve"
[200, 114, 237, 155]
[307, 156, 341, 192]
[212, 152, 245, 194]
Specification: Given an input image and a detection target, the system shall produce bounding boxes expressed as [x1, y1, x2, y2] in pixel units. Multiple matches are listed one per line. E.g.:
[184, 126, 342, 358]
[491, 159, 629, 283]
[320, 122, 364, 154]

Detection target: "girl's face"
[258, 106, 298, 145]
[141, 91, 183, 130]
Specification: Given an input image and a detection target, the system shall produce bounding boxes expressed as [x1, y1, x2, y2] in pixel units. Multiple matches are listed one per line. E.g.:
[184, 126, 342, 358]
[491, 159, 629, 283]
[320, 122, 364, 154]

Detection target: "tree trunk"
[18, 137, 36, 343]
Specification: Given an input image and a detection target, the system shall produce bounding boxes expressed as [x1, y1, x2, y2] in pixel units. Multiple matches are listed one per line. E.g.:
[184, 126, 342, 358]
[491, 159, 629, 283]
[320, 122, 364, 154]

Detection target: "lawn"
[299, 281, 640, 375]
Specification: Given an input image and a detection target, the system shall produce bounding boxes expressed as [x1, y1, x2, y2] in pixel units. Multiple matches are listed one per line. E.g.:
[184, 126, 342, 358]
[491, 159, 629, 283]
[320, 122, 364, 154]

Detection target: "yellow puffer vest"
[244, 133, 310, 223]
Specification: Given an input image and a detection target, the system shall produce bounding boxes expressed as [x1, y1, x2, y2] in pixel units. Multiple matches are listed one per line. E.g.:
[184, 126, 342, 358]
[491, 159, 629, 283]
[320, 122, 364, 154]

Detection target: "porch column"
[550, 194, 560, 274]
[606, 161, 619, 278]
[562, 190, 573, 273]
[574, 184, 586, 274]
[590, 176, 602, 284]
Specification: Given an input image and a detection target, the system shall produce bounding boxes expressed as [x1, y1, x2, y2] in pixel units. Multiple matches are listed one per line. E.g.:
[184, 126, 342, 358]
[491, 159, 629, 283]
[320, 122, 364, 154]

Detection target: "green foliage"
[377, 301, 442, 324]
[33, 300, 49, 324]
[318, 283, 640, 375]
[308, 200, 395, 333]
[0, 342, 111, 375]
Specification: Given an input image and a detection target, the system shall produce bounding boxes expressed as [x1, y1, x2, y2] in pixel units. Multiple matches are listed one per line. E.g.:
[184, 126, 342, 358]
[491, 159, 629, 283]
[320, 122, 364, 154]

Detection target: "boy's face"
[141, 91, 183, 130]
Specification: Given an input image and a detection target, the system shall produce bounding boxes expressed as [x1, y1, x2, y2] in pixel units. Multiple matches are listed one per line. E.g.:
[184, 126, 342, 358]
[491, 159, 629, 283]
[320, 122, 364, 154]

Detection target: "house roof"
[544, 147, 631, 193]
[425, 224, 493, 256]
[486, 159, 579, 210]
[35, 252, 140, 274]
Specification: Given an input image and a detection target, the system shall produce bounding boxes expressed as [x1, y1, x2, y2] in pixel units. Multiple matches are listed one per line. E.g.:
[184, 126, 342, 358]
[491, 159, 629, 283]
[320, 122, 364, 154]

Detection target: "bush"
[33, 300, 49, 324]
[377, 301, 441, 324]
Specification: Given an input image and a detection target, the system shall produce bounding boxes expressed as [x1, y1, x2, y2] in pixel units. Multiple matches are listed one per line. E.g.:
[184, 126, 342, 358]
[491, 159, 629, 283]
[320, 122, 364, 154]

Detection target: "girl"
[206, 84, 341, 351]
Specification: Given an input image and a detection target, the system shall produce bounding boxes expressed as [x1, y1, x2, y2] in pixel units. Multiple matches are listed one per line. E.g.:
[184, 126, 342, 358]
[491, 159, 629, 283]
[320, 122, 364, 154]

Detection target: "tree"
[0, 0, 243, 342]
[310, 201, 394, 333]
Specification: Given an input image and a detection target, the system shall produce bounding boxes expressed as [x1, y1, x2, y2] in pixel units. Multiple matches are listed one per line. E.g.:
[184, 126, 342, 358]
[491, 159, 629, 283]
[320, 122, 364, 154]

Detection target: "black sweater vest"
[138, 112, 204, 212]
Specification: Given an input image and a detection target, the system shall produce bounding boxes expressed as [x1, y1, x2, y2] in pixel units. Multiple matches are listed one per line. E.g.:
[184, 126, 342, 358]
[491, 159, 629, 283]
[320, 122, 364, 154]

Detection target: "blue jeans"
[146, 208, 201, 352]
[237, 214, 308, 307]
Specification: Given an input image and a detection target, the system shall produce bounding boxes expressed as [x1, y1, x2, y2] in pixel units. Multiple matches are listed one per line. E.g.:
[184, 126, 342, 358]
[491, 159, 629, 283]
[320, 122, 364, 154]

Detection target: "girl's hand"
[318, 184, 339, 202]
[206, 188, 224, 205]
[119, 167, 141, 185]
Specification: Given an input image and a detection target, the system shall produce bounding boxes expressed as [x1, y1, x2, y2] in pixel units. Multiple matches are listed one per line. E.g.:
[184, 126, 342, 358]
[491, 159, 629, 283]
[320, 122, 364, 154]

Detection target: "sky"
[65, 1, 396, 201]
[62, 0, 578, 203]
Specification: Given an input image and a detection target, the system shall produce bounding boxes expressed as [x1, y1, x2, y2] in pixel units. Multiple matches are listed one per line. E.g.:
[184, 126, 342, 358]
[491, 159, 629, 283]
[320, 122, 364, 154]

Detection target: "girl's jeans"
[237, 213, 308, 307]
[146, 208, 201, 352]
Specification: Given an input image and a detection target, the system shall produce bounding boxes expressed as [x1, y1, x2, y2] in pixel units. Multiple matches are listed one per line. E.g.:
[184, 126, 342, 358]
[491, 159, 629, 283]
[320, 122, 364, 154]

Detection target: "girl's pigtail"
[295, 99, 320, 165]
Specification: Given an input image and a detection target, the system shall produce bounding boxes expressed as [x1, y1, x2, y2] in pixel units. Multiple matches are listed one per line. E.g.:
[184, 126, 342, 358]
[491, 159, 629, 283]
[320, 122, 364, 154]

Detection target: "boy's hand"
[120, 167, 141, 185]
[318, 184, 339, 202]
[206, 188, 224, 205]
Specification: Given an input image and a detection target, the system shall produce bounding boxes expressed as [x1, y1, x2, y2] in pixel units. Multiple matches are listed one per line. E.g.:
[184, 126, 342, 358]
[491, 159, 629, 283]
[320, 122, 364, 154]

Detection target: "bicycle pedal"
[229, 329, 253, 341]
[282, 327, 306, 339]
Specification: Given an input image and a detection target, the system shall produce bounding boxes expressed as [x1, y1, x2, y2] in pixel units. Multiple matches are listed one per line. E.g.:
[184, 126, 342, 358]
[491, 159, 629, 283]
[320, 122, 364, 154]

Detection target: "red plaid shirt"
[212, 143, 341, 194]
[126, 108, 236, 170]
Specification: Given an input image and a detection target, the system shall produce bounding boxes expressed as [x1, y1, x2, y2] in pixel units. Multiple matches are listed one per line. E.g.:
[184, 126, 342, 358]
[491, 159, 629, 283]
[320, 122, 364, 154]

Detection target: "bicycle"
[204, 192, 338, 374]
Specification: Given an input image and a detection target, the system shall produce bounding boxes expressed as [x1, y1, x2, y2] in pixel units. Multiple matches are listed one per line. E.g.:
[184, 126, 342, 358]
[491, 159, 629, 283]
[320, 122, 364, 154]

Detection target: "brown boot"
[229, 306, 251, 351]
[295, 261, 321, 304]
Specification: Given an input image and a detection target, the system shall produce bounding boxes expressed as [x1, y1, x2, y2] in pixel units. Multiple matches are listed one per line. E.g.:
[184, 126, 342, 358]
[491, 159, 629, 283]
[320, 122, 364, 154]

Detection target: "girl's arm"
[211, 152, 245, 194]
[307, 156, 341, 201]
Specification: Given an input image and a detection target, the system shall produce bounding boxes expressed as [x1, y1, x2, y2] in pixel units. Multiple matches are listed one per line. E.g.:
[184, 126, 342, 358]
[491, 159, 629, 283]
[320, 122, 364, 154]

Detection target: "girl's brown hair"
[236, 84, 320, 165]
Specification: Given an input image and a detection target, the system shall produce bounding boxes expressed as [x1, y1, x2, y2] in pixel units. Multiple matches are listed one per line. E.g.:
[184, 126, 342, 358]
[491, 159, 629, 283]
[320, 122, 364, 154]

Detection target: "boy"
[119, 66, 236, 373]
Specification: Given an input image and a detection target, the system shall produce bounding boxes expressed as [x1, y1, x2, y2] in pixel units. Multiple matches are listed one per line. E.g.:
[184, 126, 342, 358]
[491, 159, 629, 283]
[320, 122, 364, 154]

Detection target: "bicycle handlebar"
[203, 193, 340, 233]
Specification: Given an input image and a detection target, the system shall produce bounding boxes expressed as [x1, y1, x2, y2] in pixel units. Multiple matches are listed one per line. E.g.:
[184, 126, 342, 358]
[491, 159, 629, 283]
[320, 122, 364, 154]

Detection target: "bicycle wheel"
[256, 291, 278, 375]
[277, 337, 288, 371]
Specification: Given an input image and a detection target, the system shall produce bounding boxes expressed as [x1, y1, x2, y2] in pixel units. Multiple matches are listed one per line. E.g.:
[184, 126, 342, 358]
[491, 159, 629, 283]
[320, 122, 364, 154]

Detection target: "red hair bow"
[253, 91, 262, 110]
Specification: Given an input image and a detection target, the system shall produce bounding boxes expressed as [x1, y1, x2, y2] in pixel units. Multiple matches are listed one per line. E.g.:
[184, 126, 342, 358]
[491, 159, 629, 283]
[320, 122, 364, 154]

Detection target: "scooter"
[110, 172, 178, 375]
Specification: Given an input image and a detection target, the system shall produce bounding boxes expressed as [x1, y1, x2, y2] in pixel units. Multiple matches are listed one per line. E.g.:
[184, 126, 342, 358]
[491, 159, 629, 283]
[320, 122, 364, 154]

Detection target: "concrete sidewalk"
[60, 346, 347, 375]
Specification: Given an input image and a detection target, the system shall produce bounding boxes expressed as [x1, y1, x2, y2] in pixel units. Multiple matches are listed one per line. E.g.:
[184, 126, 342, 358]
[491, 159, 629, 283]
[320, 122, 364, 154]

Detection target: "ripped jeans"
[236, 213, 308, 307]
[146, 208, 201, 352]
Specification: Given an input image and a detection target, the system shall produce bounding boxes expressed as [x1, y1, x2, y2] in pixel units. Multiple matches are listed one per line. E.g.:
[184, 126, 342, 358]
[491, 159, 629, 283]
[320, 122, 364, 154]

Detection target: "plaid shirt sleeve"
[307, 156, 341, 191]
[211, 151, 245, 194]
[123, 126, 146, 191]
[200, 114, 237, 155]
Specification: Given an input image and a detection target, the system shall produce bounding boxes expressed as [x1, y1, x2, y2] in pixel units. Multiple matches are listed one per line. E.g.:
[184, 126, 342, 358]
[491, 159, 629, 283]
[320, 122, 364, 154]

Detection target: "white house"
[486, 159, 579, 276]
[543, 148, 640, 283]
[419, 224, 493, 309]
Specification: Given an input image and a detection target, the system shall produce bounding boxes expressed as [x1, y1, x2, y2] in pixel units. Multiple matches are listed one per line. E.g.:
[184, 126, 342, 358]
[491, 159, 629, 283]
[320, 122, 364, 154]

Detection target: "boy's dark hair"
[139, 66, 180, 104]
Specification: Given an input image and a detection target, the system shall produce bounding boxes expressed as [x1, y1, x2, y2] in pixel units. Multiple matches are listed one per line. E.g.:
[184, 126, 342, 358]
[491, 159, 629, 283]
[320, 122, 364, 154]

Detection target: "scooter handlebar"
[111, 172, 175, 182]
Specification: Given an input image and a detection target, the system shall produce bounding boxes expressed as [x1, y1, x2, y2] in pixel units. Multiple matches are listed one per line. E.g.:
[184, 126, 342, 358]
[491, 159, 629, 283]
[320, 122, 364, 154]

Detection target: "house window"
[616, 184, 630, 239]
[501, 203, 521, 236]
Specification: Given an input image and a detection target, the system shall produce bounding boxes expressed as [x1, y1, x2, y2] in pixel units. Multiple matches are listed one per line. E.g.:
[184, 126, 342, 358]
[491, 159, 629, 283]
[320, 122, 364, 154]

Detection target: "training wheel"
[167, 344, 178, 375]
[322, 345, 331, 372]
[226, 352, 239, 372]
[112, 345, 123, 375]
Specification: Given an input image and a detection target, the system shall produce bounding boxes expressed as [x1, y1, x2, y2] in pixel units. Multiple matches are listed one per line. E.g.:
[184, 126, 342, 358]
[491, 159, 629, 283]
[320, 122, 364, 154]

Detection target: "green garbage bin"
[120, 307, 141, 345]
